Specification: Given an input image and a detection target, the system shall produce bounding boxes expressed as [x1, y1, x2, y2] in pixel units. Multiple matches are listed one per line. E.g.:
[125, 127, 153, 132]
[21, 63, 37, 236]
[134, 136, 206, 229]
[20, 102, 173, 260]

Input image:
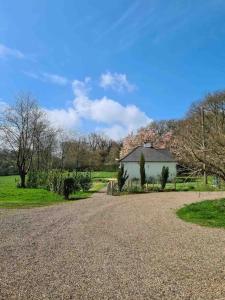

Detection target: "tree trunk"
[19, 171, 26, 188]
[203, 168, 208, 185]
[201, 107, 208, 185]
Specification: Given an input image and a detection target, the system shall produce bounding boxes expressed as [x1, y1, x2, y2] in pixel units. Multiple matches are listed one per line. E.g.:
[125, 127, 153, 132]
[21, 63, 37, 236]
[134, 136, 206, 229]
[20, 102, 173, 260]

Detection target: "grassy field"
[0, 172, 116, 209]
[145, 176, 225, 192]
[177, 198, 225, 228]
[0, 176, 64, 208]
[90, 171, 117, 180]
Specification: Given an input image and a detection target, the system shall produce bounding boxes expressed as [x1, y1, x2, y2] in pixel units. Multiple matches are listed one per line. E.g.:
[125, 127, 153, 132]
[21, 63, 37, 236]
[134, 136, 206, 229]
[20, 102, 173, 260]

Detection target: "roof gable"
[120, 146, 176, 162]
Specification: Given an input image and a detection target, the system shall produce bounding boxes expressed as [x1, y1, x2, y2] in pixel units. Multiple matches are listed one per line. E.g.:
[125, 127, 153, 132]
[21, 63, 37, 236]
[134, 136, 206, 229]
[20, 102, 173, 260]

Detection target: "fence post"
[107, 180, 115, 195]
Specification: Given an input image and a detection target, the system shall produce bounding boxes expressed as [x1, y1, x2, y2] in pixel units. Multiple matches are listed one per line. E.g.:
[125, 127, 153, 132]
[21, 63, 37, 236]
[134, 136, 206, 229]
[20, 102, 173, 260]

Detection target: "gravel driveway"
[1, 191, 225, 300]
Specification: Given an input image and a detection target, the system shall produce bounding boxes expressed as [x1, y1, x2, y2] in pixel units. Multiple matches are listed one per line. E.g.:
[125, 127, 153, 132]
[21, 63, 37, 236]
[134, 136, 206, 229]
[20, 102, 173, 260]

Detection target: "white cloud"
[23, 71, 39, 80]
[74, 94, 149, 129]
[101, 125, 131, 140]
[46, 77, 151, 140]
[0, 100, 9, 112]
[99, 72, 136, 92]
[24, 71, 69, 86]
[45, 107, 80, 130]
[42, 73, 69, 86]
[72, 77, 91, 97]
[0, 44, 24, 59]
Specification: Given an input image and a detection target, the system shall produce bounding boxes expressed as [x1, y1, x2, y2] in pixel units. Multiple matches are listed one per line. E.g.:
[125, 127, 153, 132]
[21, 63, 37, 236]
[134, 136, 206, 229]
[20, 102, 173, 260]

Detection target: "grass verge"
[177, 198, 225, 228]
[0, 175, 107, 209]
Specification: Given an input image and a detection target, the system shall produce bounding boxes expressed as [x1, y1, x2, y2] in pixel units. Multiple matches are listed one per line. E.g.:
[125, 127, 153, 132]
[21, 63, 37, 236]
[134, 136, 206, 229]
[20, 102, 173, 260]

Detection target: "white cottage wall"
[123, 162, 177, 181]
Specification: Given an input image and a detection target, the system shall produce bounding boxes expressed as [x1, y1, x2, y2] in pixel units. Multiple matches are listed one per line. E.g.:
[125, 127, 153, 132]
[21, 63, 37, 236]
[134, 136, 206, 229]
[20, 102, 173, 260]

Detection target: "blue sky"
[1, 0, 225, 139]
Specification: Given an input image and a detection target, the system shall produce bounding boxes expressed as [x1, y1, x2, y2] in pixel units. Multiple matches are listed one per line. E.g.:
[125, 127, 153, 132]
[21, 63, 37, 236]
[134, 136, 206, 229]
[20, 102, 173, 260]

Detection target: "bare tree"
[33, 122, 57, 171]
[0, 93, 54, 187]
[172, 91, 225, 181]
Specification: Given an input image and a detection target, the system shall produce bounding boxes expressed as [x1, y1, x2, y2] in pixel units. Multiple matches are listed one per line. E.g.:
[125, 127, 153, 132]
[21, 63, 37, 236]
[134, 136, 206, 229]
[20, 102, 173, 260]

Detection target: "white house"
[119, 143, 177, 181]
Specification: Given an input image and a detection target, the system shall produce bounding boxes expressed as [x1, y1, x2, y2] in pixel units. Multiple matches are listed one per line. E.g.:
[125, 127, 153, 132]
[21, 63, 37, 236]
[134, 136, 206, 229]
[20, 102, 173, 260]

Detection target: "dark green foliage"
[37, 172, 49, 187]
[72, 176, 81, 192]
[26, 171, 49, 188]
[160, 166, 169, 190]
[0, 162, 17, 176]
[0, 150, 18, 176]
[27, 171, 39, 188]
[63, 177, 76, 199]
[117, 164, 129, 192]
[79, 173, 92, 191]
[140, 153, 146, 188]
[29, 170, 93, 195]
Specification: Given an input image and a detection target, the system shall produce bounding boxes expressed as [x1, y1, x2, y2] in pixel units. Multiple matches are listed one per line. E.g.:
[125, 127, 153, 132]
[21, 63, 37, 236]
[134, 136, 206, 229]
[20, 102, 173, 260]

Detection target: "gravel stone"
[1, 191, 225, 299]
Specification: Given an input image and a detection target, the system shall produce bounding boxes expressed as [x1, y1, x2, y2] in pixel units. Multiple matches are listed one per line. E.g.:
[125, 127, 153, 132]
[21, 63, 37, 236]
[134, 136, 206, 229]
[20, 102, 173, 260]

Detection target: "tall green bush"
[37, 171, 49, 187]
[26, 170, 93, 196]
[160, 166, 169, 190]
[27, 171, 39, 188]
[117, 164, 129, 192]
[140, 153, 146, 188]
[78, 173, 92, 191]
[63, 177, 76, 200]
[27, 171, 49, 188]
[47, 170, 64, 194]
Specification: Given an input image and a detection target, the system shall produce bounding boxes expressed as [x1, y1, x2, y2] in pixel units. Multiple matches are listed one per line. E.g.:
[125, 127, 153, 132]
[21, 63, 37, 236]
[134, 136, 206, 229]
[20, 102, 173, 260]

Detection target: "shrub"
[27, 171, 49, 188]
[37, 171, 49, 187]
[47, 170, 64, 194]
[117, 164, 129, 192]
[160, 166, 169, 190]
[146, 176, 154, 184]
[127, 185, 143, 193]
[140, 153, 146, 188]
[27, 171, 38, 188]
[79, 173, 92, 192]
[63, 177, 76, 199]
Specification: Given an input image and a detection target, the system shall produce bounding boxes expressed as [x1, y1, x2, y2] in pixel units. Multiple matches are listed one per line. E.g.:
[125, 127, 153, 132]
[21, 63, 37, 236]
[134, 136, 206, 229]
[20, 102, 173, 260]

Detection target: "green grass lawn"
[0, 176, 65, 208]
[177, 198, 225, 228]
[146, 176, 225, 192]
[90, 171, 117, 179]
[0, 174, 110, 209]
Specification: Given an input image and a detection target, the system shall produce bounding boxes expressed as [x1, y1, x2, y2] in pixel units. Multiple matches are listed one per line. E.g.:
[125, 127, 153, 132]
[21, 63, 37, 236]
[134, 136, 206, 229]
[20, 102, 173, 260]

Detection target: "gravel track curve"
[1, 191, 225, 300]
